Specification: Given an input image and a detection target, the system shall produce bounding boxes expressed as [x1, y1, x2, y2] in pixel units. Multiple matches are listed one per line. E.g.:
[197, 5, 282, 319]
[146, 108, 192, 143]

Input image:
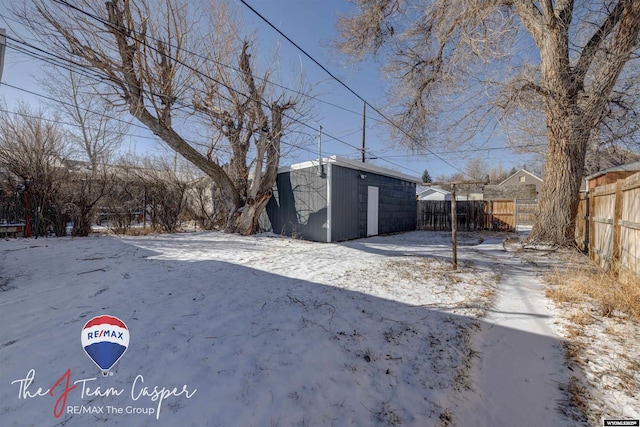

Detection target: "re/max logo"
[86, 330, 124, 340]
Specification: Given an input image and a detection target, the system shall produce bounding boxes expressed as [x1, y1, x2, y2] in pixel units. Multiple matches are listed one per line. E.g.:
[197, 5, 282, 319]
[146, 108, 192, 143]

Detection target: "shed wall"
[264, 163, 417, 242]
[329, 165, 360, 241]
[263, 167, 328, 242]
[352, 168, 417, 238]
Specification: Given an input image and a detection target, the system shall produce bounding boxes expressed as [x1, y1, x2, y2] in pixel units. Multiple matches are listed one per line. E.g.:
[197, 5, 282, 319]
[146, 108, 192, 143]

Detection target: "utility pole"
[361, 101, 366, 163]
[318, 125, 324, 177]
[451, 183, 458, 269]
[0, 29, 6, 84]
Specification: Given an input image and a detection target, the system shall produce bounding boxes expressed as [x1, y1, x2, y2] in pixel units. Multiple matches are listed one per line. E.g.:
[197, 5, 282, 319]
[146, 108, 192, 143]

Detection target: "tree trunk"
[526, 20, 588, 246]
[528, 88, 591, 245]
[528, 126, 588, 245]
[224, 191, 272, 235]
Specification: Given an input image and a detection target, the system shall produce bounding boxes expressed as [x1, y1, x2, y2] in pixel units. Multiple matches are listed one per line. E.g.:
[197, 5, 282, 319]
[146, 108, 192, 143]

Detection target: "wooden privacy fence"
[575, 193, 589, 252]
[582, 172, 640, 277]
[485, 200, 514, 230]
[417, 200, 485, 231]
[417, 199, 538, 231]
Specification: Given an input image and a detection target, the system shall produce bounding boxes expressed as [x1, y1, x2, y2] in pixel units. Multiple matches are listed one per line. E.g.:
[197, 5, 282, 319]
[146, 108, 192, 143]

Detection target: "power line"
[238, 0, 470, 178]
[48, 0, 423, 174]
[0, 81, 351, 163]
[4, 3, 423, 175]
[380, 144, 547, 157]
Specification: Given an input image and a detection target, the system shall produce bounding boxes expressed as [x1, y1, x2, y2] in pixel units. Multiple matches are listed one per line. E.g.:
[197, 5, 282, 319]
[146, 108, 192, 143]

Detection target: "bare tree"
[0, 102, 70, 236]
[99, 162, 145, 232]
[37, 66, 130, 236]
[184, 175, 225, 230]
[336, 0, 640, 245]
[13, 0, 308, 235]
[132, 157, 190, 233]
[61, 168, 111, 236]
[41, 67, 129, 170]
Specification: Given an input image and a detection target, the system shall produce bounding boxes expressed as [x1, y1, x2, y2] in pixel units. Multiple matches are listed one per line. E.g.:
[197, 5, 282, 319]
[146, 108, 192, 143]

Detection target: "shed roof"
[279, 156, 422, 183]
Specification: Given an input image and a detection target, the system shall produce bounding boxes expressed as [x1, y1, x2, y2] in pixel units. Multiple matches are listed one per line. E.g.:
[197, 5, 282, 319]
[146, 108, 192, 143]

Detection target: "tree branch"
[511, 0, 545, 43]
[574, 0, 630, 86]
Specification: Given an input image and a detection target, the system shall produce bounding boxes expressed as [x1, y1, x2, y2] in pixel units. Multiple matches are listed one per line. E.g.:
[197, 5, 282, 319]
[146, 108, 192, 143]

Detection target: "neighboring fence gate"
[515, 199, 538, 229]
[484, 200, 514, 230]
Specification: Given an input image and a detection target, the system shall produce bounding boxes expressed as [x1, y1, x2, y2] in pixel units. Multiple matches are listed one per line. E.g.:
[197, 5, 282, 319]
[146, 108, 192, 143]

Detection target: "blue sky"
[0, 0, 540, 180]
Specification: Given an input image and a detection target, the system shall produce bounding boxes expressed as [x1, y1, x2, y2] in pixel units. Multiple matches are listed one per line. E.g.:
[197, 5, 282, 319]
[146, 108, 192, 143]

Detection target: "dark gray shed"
[263, 156, 419, 242]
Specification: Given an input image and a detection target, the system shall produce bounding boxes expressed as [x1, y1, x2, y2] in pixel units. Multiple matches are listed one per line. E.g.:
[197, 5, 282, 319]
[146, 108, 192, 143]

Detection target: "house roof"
[417, 186, 450, 197]
[279, 155, 422, 183]
[498, 168, 543, 185]
[584, 161, 640, 181]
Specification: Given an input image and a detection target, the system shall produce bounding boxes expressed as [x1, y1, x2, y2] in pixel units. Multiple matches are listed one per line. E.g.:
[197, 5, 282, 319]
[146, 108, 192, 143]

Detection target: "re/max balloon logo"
[81, 315, 130, 376]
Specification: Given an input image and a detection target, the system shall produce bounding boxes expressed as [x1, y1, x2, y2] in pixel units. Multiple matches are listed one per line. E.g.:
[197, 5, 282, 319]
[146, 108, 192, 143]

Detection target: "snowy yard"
[0, 231, 503, 426]
[2, 230, 633, 426]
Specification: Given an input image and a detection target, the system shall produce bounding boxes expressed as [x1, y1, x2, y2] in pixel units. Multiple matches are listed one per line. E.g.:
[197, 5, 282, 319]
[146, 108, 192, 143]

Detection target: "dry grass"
[545, 251, 640, 320]
[566, 376, 591, 419]
[567, 310, 594, 326]
[542, 249, 640, 425]
[562, 340, 584, 361]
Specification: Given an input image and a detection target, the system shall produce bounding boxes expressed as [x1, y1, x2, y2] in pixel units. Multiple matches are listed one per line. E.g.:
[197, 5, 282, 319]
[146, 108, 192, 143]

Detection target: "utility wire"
[49, 0, 421, 173]
[1, 81, 348, 162]
[5, 2, 421, 174]
[238, 0, 469, 177]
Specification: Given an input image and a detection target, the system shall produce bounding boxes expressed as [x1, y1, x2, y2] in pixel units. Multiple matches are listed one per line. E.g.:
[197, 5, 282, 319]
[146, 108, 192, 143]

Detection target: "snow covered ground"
[530, 249, 640, 426]
[449, 242, 574, 427]
[0, 230, 598, 426]
[0, 231, 499, 426]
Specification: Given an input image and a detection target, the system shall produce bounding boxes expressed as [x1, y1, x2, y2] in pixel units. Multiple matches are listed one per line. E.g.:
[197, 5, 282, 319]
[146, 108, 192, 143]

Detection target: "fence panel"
[589, 183, 617, 270]
[584, 171, 640, 278]
[515, 199, 537, 229]
[620, 173, 640, 278]
[417, 200, 485, 231]
[485, 200, 515, 231]
[417, 200, 450, 231]
[575, 193, 589, 252]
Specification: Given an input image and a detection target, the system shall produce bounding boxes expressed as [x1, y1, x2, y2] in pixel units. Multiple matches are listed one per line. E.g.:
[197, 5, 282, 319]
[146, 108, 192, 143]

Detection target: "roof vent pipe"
[318, 125, 325, 177]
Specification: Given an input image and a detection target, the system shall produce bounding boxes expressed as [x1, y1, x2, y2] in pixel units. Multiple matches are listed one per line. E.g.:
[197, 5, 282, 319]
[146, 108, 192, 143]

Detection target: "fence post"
[451, 184, 457, 270]
[584, 193, 590, 252]
[611, 180, 623, 276]
[589, 190, 595, 262]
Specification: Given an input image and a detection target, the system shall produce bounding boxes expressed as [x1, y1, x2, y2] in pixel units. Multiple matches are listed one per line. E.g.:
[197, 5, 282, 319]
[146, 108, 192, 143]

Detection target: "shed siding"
[264, 167, 328, 242]
[265, 162, 417, 243]
[329, 165, 360, 241]
[354, 169, 417, 237]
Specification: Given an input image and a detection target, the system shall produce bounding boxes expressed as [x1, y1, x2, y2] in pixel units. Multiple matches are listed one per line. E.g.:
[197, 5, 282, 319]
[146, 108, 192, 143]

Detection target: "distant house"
[584, 161, 640, 191]
[263, 156, 420, 242]
[416, 186, 475, 201]
[417, 186, 452, 201]
[496, 169, 543, 199]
